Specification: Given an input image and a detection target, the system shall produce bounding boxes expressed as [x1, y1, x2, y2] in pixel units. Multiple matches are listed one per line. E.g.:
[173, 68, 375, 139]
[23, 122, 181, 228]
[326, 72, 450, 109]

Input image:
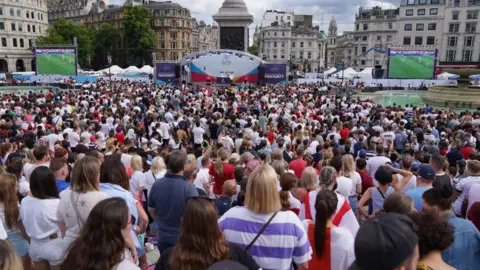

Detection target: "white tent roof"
[343, 67, 358, 76]
[107, 65, 124, 75]
[357, 67, 373, 80]
[359, 67, 373, 74]
[324, 68, 337, 75]
[123, 66, 140, 73]
[139, 65, 154, 74]
[437, 72, 459, 80]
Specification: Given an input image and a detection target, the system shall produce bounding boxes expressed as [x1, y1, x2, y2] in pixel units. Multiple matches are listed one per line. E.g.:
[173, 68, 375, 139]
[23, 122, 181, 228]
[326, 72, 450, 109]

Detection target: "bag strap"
[245, 210, 279, 251]
[151, 171, 157, 181]
[70, 191, 85, 228]
[376, 187, 386, 199]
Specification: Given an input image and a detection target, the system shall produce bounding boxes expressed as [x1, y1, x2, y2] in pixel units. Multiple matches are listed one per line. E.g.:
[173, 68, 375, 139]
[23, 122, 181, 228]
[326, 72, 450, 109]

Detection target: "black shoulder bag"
[245, 210, 280, 251]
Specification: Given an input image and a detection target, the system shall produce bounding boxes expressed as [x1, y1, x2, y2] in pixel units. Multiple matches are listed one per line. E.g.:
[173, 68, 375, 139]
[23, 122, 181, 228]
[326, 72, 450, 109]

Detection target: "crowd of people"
[0, 79, 479, 270]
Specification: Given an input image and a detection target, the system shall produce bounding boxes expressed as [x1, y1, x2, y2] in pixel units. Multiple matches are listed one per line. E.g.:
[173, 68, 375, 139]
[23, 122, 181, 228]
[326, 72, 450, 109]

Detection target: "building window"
[27, 25, 30, 32]
[463, 50, 473, 61]
[452, 11, 459, 20]
[466, 22, 477, 32]
[9, 8, 14, 16]
[404, 24, 412, 31]
[292, 42, 295, 47]
[405, 9, 413, 16]
[467, 11, 479, 20]
[0, 8, 2, 15]
[299, 52, 303, 58]
[454, 0, 460, 6]
[282, 32, 285, 36]
[448, 36, 457, 46]
[16, 9, 20, 17]
[403, 37, 411, 45]
[300, 42, 303, 47]
[281, 42, 285, 47]
[429, 8, 438, 15]
[28, 39, 32, 48]
[363, 24, 368, 30]
[170, 42, 177, 49]
[361, 60, 366, 65]
[468, 0, 479, 5]
[448, 23, 460, 33]
[308, 52, 312, 59]
[170, 32, 177, 39]
[415, 36, 423, 45]
[0, 23, 4, 31]
[362, 36, 367, 41]
[388, 22, 393, 29]
[32, 25, 35, 32]
[465, 36, 475, 47]
[273, 41, 277, 47]
[417, 9, 426, 15]
[11, 23, 15, 31]
[281, 55, 285, 59]
[26, 11, 29, 18]
[12, 38, 17, 47]
[416, 24, 424, 31]
[356, 24, 359, 31]
[419, 0, 427, 4]
[426, 36, 435, 45]
[428, 23, 436, 30]
[18, 23, 22, 31]
[308, 42, 312, 47]
[407, 0, 415, 4]
[1, 38, 6, 47]
[362, 46, 366, 53]
[40, 13, 43, 20]
[19, 38, 23, 47]
[30, 11, 33, 18]
[274, 32, 277, 36]
[377, 36, 381, 41]
[431, 0, 439, 3]
[273, 55, 277, 59]
[446, 50, 456, 61]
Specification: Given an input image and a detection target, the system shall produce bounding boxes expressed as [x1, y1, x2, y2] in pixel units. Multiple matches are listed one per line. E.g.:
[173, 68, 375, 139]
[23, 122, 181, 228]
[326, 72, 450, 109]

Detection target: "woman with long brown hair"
[60, 197, 140, 270]
[279, 172, 301, 215]
[155, 197, 259, 270]
[209, 147, 235, 196]
[0, 173, 31, 270]
[56, 156, 111, 259]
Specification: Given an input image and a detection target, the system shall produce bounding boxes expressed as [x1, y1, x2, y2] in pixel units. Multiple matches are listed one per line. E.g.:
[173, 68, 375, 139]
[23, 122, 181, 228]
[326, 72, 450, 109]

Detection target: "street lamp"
[107, 54, 112, 90]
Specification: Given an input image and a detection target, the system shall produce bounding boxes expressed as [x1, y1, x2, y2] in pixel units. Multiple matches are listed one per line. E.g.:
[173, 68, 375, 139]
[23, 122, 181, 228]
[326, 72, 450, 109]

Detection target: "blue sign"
[337, 65, 344, 71]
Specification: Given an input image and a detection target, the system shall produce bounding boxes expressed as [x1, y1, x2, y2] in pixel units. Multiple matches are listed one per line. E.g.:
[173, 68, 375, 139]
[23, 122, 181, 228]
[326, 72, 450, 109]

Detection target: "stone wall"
[423, 85, 480, 109]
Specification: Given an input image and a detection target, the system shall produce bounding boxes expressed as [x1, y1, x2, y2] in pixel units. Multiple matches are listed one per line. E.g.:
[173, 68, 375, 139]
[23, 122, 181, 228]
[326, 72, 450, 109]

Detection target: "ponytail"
[279, 190, 291, 210]
[215, 147, 230, 178]
[313, 189, 338, 258]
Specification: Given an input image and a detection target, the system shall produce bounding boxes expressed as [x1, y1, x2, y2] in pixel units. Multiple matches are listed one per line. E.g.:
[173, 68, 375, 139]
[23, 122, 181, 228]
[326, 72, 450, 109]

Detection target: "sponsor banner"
[155, 63, 177, 82]
[263, 64, 287, 84]
[35, 49, 75, 55]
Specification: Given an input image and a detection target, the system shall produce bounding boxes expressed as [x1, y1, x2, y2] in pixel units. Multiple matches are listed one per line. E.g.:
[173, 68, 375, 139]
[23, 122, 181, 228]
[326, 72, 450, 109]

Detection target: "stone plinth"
[423, 85, 480, 109]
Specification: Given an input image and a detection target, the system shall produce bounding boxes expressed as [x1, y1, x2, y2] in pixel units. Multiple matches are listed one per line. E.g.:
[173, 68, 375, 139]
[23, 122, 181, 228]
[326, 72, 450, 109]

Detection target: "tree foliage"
[123, 5, 156, 65]
[36, 18, 95, 68]
[248, 44, 258, 56]
[94, 23, 121, 67]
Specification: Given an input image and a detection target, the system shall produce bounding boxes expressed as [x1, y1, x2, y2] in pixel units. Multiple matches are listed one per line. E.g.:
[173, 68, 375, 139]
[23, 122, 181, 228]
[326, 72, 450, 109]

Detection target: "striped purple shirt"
[219, 206, 312, 270]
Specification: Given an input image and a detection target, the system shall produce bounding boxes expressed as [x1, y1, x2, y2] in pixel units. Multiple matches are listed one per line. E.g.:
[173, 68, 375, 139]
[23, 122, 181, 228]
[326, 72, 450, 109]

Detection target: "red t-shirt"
[460, 147, 474, 160]
[114, 132, 125, 145]
[339, 128, 350, 140]
[357, 170, 374, 195]
[209, 162, 235, 195]
[289, 159, 307, 179]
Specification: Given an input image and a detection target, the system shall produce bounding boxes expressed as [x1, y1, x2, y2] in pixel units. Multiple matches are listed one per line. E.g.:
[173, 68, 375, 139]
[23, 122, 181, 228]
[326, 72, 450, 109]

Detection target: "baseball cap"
[359, 149, 367, 159]
[351, 213, 418, 270]
[418, 165, 436, 181]
[411, 160, 421, 172]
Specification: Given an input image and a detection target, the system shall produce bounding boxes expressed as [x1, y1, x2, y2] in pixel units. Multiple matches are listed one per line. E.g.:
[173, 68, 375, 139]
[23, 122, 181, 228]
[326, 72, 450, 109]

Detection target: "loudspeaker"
[175, 65, 180, 78]
[259, 66, 265, 79]
[373, 69, 385, 79]
[288, 75, 293, 81]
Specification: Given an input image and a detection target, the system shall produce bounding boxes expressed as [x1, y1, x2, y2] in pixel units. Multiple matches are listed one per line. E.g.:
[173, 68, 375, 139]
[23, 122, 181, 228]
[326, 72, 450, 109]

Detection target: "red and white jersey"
[289, 193, 301, 215]
[299, 189, 359, 237]
[302, 222, 355, 270]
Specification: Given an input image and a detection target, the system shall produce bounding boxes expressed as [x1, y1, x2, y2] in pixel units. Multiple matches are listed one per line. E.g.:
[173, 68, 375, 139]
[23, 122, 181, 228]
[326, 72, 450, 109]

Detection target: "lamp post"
[107, 54, 112, 90]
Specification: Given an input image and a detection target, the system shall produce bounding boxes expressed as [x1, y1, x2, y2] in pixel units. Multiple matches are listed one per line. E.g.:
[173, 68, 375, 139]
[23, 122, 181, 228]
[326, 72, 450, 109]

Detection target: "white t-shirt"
[96, 131, 106, 149]
[345, 171, 362, 196]
[454, 176, 480, 216]
[336, 176, 354, 198]
[20, 196, 60, 239]
[69, 131, 80, 148]
[396, 174, 417, 193]
[130, 171, 146, 201]
[159, 122, 170, 140]
[57, 190, 110, 241]
[382, 131, 395, 147]
[144, 170, 166, 196]
[192, 126, 205, 144]
[47, 133, 61, 151]
[194, 168, 209, 192]
[150, 138, 162, 150]
[18, 176, 30, 197]
[367, 156, 392, 182]
[467, 183, 480, 217]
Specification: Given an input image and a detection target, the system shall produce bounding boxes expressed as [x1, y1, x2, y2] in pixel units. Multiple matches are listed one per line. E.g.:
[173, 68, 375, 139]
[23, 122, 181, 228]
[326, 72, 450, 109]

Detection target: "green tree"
[94, 23, 121, 67]
[36, 18, 95, 68]
[123, 5, 156, 66]
[248, 44, 258, 56]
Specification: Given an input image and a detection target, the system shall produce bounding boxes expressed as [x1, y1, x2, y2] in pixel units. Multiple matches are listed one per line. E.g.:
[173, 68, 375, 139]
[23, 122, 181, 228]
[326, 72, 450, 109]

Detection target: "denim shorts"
[7, 231, 29, 257]
[348, 196, 358, 213]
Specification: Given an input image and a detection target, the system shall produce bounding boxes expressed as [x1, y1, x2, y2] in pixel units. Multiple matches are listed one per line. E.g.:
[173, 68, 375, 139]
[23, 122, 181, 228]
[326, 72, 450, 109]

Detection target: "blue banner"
[155, 63, 177, 83]
[263, 64, 287, 84]
[216, 77, 231, 84]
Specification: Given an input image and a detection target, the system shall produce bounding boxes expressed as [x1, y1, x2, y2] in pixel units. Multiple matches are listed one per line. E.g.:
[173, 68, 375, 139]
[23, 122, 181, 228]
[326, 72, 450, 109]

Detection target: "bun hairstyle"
[314, 189, 338, 258]
[422, 185, 453, 211]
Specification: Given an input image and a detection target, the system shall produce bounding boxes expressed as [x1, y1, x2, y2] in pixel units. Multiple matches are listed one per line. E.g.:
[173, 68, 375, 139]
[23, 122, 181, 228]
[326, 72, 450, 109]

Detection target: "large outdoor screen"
[36, 48, 76, 76]
[387, 49, 436, 79]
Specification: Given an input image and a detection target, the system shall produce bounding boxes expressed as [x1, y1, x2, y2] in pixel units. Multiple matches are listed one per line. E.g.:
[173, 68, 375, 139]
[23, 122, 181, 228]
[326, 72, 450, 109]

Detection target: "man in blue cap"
[406, 164, 436, 211]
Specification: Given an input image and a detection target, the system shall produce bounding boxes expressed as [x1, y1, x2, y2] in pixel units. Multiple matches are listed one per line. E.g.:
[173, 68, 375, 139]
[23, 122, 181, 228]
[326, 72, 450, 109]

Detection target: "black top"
[155, 243, 260, 270]
[433, 173, 452, 189]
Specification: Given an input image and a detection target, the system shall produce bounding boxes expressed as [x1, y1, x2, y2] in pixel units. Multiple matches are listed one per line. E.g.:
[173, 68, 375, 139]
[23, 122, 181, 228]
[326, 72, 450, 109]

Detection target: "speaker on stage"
[175, 65, 181, 78]
[259, 66, 265, 80]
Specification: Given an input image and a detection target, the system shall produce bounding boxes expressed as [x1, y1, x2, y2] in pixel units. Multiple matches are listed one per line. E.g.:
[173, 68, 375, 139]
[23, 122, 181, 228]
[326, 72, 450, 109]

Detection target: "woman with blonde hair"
[0, 240, 23, 270]
[56, 156, 110, 259]
[219, 164, 312, 269]
[209, 148, 235, 196]
[0, 174, 31, 270]
[130, 155, 146, 204]
[145, 156, 166, 196]
[294, 167, 319, 202]
[341, 154, 362, 215]
[104, 138, 119, 157]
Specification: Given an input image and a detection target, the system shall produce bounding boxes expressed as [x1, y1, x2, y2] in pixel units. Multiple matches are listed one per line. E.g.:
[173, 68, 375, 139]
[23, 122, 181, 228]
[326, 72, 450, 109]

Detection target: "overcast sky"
[114, 0, 401, 44]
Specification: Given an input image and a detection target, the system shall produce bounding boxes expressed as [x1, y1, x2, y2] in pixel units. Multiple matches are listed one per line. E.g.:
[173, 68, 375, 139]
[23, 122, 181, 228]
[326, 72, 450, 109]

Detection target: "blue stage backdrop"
[263, 64, 287, 84]
[155, 63, 177, 83]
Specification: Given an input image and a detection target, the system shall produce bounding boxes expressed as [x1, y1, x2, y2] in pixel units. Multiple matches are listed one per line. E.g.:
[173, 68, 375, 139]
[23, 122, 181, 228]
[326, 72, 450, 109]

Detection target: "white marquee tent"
[122, 66, 140, 74]
[100, 65, 124, 75]
[358, 67, 374, 80]
[437, 72, 460, 80]
[324, 68, 337, 75]
[139, 65, 154, 74]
